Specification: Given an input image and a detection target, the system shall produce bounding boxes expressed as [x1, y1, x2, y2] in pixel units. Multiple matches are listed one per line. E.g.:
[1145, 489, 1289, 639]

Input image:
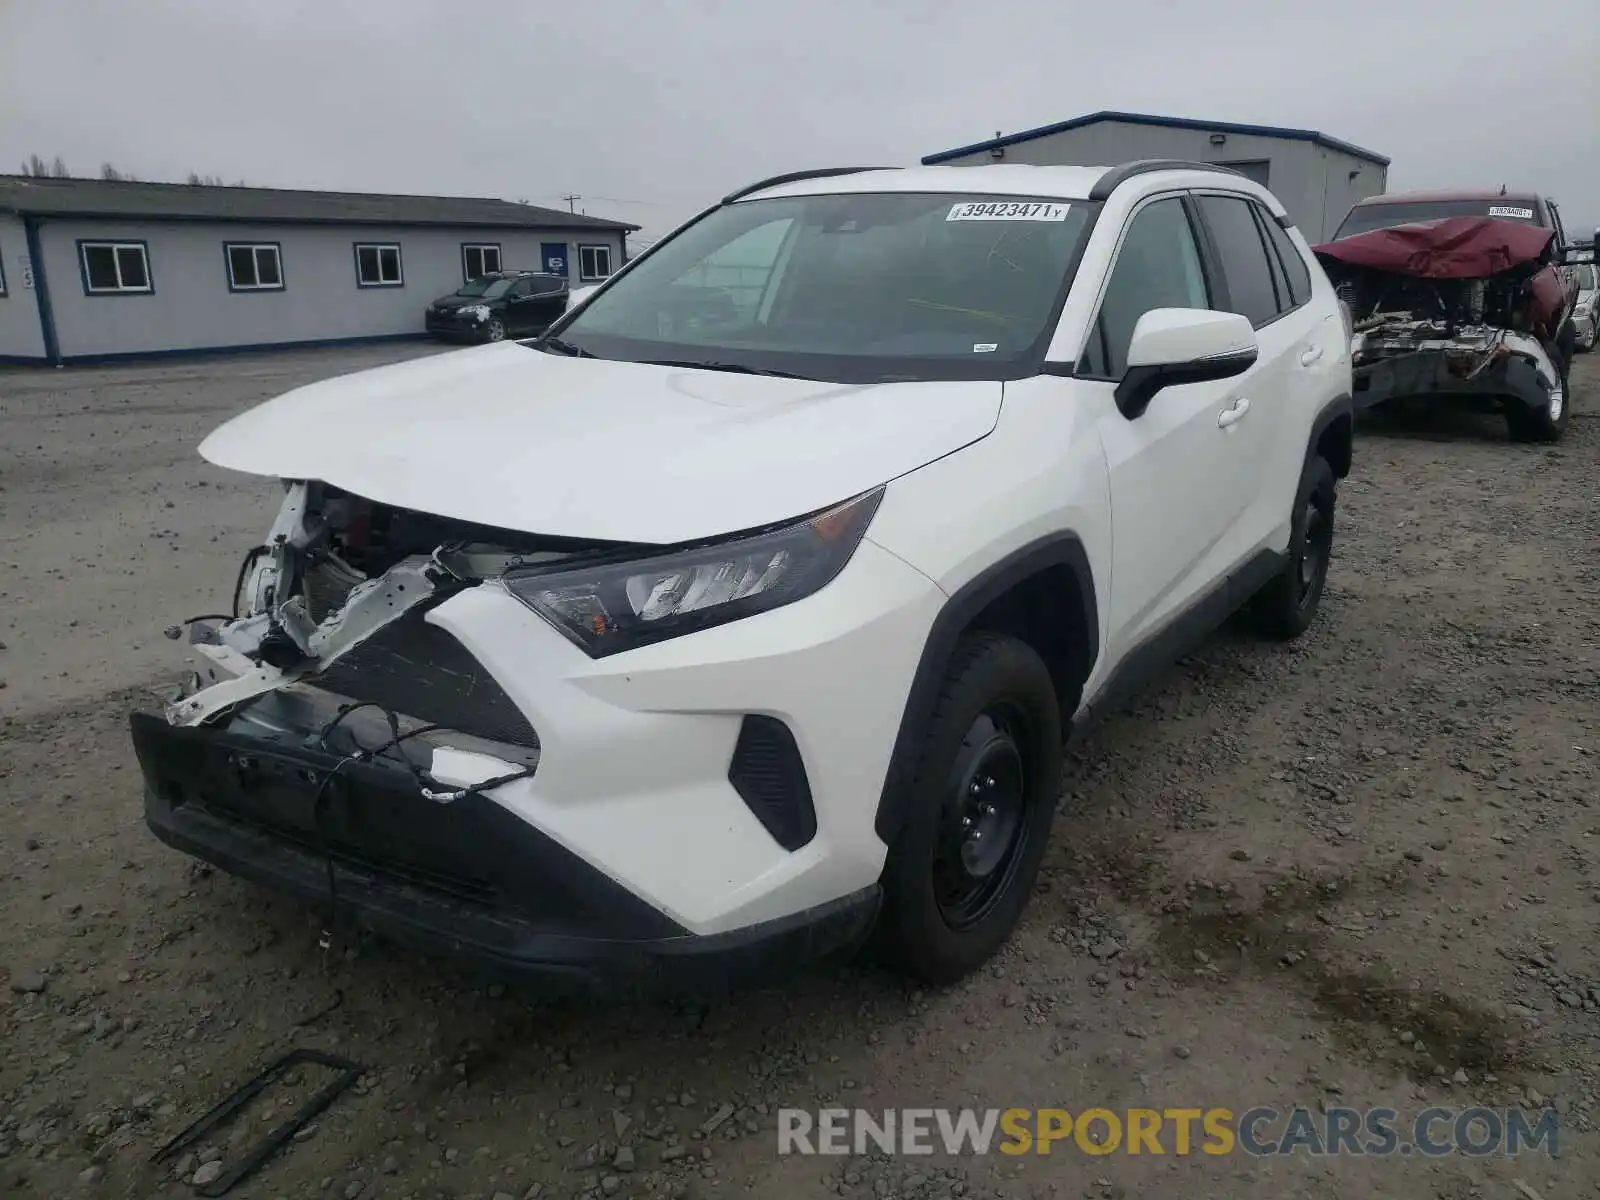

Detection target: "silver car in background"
[1573, 260, 1597, 352]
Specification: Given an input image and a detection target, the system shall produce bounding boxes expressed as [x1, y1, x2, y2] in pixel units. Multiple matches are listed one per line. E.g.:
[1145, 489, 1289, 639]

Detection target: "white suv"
[133, 161, 1354, 993]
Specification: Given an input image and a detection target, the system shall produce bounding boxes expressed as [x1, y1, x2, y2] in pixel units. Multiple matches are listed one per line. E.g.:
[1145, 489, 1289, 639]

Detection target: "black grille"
[314, 604, 539, 748]
[213, 802, 497, 908]
[728, 716, 816, 851]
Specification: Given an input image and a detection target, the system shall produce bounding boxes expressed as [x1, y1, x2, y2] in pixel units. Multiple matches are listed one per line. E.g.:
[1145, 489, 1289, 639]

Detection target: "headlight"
[504, 487, 884, 656]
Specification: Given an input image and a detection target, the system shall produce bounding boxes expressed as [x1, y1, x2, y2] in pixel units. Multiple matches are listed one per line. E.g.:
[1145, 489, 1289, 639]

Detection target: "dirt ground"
[2, 344, 1597, 1200]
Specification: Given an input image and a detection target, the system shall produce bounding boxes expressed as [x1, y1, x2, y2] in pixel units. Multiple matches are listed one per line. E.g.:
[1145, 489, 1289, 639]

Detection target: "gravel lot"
[2, 344, 1597, 1200]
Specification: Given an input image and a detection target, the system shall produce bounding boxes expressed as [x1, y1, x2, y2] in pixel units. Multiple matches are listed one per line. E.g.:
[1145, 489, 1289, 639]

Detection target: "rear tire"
[873, 633, 1062, 985]
[1248, 454, 1336, 641]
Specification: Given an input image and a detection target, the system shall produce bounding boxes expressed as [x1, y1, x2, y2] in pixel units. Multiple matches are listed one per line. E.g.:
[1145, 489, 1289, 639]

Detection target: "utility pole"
[562, 193, 582, 213]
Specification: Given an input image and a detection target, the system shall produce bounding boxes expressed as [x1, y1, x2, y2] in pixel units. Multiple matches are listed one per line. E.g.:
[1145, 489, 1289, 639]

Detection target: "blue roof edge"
[920, 110, 1391, 168]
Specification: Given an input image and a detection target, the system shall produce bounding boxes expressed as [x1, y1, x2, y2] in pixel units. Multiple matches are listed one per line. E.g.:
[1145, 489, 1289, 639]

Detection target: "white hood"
[199, 342, 1002, 544]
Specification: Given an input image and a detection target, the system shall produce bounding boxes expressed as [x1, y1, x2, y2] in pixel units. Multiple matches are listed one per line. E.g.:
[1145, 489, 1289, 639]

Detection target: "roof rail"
[722, 166, 897, 204]
[1088, 160, 1247, 201]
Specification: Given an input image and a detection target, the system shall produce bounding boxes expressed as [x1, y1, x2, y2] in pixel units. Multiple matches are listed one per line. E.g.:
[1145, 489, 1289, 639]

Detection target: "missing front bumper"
[131, 712, 878, 996]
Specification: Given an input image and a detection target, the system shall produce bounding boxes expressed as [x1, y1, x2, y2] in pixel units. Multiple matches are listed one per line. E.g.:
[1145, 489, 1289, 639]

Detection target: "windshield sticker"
[973, 343, 999, 353]
[947, 201, 1070, 222]
[1488, 206, 1535, 220]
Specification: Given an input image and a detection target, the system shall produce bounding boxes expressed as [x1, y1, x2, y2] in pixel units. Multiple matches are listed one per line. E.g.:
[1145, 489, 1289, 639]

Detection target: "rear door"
[1189, 191, 1334, 563]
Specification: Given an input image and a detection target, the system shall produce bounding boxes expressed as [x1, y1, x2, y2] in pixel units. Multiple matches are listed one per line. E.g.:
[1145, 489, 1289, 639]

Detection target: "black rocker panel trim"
[873, 533, 1098, 845]
[1074, 547, 1284, 735]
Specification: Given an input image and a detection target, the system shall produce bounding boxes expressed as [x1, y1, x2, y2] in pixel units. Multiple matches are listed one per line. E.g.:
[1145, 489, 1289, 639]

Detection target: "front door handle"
[1218, 397, 1251, 428]
[1300, 345, 1324, 367]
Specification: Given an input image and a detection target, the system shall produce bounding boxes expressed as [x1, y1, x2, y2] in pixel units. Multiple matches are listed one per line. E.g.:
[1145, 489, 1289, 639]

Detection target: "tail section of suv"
[132, 161, 1354, 995]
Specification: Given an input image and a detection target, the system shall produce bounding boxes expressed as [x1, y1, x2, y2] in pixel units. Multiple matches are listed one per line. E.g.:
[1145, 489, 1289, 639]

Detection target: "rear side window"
[1263, 216, 1313, 308]
[1195, 194, 1282, 327]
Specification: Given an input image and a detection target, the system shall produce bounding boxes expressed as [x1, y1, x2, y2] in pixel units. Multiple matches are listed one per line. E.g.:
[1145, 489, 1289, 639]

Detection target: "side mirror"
[1115, 309, 1259, 420]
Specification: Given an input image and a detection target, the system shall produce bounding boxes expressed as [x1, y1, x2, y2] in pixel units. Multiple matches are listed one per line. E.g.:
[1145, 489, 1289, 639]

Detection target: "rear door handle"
[1218, 397, 1251, 428]
[1300, 345, 1324, 367]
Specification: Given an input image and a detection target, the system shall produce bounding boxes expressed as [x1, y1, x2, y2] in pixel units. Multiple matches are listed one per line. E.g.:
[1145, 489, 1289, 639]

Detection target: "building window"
[462, 243, 501, 281]
[354, 243, 403, 287]
[578, 244, 613, 281]
[80, 241, 152, 294]
[225, 243, 284, 291]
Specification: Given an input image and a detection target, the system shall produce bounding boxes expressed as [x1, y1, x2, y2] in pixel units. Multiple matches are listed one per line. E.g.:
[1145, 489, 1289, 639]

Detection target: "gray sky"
[3, 0, 1597, 240]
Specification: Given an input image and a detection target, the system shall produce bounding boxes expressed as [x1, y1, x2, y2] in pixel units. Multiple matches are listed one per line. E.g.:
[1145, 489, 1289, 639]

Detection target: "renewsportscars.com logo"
[777, 1106, 1560, 1158]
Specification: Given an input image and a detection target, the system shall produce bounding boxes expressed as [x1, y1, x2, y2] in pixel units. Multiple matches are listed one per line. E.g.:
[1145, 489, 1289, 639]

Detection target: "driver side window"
[1082, 198, 1210, 378]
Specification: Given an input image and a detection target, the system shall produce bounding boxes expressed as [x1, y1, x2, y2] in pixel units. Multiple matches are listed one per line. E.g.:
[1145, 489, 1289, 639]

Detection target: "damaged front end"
[165, 479, 597, 754]
[129, 481, 656, 972]
[1315, 217, 1573, 416]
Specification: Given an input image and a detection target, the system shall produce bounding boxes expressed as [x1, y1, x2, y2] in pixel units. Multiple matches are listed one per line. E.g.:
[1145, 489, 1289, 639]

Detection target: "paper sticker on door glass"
[947, 201, 1070, 222]
[972, 343, 999, 353]
[1488, 206, 1534, 219]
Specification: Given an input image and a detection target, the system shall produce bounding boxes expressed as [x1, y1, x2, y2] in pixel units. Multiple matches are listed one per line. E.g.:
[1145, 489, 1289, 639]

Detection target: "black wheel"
[1505, 354, 1569, 443]
[1249, 454, 1336, 641]
[484, 317, 506, 343]
[873, 632, 1062, 984]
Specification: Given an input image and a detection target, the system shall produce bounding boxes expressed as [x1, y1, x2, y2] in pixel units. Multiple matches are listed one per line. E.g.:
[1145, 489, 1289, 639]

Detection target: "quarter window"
[1086, 198, 1210, 378]
[462, 243, 501, 281]
[1194, 195, 1281, 327]
[354, 243, 403, 287]
[1262, 215, 1312, 309]
[225, 243, 283, 291]
[578, 244, 614, 281]
[81, 242, 152, 294]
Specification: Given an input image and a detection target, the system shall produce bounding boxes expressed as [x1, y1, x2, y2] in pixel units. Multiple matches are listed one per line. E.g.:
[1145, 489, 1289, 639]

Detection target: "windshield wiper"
[535, 336, 595, 358]
[639, 359, 812, 379]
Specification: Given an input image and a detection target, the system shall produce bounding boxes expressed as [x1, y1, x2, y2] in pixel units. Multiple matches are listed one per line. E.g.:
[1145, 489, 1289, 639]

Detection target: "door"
[1188, 192, 1318, 564]
[501, 278, 538, 335]
[1085, 195, 1260, 665]
[523, 273, 570, 331]
[540, 242, 569, 278]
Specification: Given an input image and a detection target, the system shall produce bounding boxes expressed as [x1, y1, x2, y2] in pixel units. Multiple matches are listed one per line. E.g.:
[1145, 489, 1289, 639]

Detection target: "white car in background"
[1573, 260, 1597, 352]
[133, 160, 1354, 994]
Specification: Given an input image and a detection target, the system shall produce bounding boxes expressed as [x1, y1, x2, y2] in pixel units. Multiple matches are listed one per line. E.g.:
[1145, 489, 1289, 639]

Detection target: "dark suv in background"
[425, 270, 570, 343]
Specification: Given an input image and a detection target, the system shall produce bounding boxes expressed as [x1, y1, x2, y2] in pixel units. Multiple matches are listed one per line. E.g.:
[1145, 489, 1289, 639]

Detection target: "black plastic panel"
[313, 605, 539, 748]
[728, 715, 817, 851]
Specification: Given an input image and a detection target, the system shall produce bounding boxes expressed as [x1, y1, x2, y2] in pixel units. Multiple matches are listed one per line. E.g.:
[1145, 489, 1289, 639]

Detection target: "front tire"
[874, 633, 1062, 984]
[1505, 349, 1569, 443]
[484, 318, 506, 343]
[1249, 454, 1336, 641]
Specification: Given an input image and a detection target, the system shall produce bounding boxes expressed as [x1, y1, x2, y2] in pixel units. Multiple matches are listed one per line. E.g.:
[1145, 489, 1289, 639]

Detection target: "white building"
[923, 111, 1389, 242]
[0, 176, 636, 365]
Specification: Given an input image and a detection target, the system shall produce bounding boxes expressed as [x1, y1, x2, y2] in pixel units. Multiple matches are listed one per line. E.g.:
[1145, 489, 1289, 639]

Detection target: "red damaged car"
[1317, 189, 1580, 442]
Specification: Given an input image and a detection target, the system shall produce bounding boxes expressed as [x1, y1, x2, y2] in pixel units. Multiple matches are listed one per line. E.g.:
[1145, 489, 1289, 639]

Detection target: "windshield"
[1335, 199, 1541, 239]
[541, 192, 1096, 382]
[455, 277, 515, 298]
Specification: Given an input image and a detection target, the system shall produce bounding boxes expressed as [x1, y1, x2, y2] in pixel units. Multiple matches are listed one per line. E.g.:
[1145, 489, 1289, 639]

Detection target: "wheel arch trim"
[1309, 390, 1355, 478]
[873, 533, 1098, 846]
